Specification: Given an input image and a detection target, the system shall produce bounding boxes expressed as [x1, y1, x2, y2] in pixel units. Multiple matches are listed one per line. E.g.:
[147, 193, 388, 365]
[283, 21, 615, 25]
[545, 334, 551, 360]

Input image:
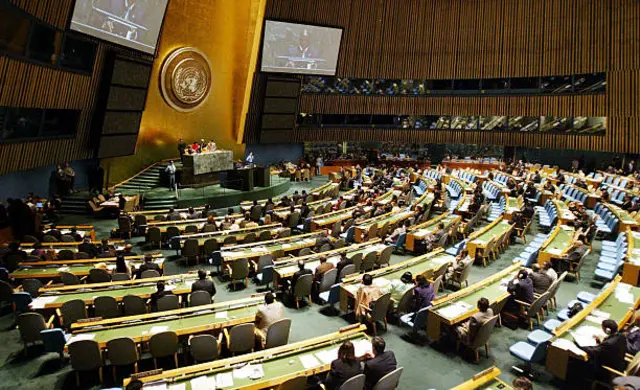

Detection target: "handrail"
[109, 157, 179, 191]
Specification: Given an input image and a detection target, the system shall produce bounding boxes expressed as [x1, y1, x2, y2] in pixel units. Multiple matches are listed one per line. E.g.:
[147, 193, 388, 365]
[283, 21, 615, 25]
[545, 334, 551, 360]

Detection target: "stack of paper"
[168, 383, 186, 390]
[570, 325, 606, 348]
[67, 333, 96, 344]
[150, 326, 169, 334]
[437, 301, 473, 319]
[315, 347, 339, 364]
[282, 243, 291, 249]
[547, 248, 562, 255]
[299, 354, 321, 369]
[585, 309, 610, 325]
[216, 373, 234, 388]
[145, 383, 167, 390]
[353, 339, 373, 357]
[251, 247, 267, 253]
[616, 284, 635, 304]
[190, 376, 215, 390]
[215, 311, 228, 319]
[552, 338, 586, 356]
[373, 277, 390, 288]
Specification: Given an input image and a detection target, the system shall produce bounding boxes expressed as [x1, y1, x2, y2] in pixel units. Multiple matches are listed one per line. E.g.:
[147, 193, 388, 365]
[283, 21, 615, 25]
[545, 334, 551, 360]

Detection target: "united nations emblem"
[160, 47, 212, 112]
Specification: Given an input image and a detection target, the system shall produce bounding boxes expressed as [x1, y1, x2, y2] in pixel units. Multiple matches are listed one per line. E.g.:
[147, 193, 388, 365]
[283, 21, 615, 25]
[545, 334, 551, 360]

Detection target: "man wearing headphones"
[580, 319, 627, 382]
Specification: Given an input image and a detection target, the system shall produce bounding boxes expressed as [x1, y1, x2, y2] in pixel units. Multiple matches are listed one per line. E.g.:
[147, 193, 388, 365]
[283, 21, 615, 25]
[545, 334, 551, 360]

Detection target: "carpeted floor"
[0, 177, 604, 389]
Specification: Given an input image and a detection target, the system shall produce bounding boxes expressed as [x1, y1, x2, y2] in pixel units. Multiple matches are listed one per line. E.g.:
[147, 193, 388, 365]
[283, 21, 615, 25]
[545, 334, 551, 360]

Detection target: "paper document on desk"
[216, 373, 234, 388]
[552, 338, 586, 356]
[315, 347, 339, 365]
[150, 326, 169, 334]
[282, 244, 291, 249]
[67, 333, 96, 344]
[57, 267, 70, 272]
[433, 256, 451, 265]
[215, 311, 228, 319]
[190, 376, 215, 390]
[169, 384, 186, 390]
[373, 277, 390, 287]
[300, 354, 321, 369]
[353, 339, 373, 357]
[570, 325, 606, 348]
[560, 225, 573, 231]
[164, 284, 175, 291]
[615, 290, 635, 304]
[36, 296, 58, 304]
[251, 247, 267, 253]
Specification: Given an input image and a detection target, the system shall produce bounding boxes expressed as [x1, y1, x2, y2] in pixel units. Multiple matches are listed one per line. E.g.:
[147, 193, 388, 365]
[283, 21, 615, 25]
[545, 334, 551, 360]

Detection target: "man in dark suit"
[150, 281, 173, 312]
[363, 337, 397, 390]
[562, 240, 589, 272]
[137, 253, 162, 277]
[335, 253, 353, 282]
[314, 231, 333, 251]
[191, 269, 216, 297]
[78, 237, 99, 258]
[166, 208, 182, 221]
[290, 260, 312, 296]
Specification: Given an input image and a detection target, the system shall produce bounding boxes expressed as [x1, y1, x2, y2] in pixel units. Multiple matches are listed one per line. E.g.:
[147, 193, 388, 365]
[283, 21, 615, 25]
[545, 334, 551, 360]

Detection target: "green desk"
[69, 297, 264, 349]
[10, 258, 165, 280]
[537, 225, 575, 265]
[340, 250, 455, 313]
[546, 277, 640, 380]
[123, 325, 370, 390]
[30, 274, 197, 310]
[405, 214, 460, 252]
[220, 234, 323, 261]
[354, 210, 415, 243]
[426, 263, 519, 341]
[467, 219, 512, 259]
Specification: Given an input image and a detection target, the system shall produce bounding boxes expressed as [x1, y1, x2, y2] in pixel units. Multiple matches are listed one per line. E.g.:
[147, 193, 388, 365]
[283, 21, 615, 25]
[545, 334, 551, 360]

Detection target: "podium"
[253, 167, 271, 187]
[181, 151, 233, 187]
[223, 168, 254, 191]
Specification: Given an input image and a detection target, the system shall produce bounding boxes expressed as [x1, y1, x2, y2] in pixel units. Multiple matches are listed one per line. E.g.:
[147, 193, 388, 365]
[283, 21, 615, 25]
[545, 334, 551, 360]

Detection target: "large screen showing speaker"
[261, 20, 343, 76]
[69, 0, 170, 55]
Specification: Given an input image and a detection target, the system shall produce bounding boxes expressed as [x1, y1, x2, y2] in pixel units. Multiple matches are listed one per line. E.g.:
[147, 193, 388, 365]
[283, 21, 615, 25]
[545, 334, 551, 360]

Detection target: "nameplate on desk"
[131, 369, 163, 380]
[77, 317, 103, 324]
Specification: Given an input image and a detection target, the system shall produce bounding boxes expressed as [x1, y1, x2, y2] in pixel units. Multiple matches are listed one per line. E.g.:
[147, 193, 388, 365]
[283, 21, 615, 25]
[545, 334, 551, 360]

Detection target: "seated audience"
[78, 237, 99, 258]
[113, 254, 131, 277]
[580, 319, 627, 382]
[150, 281, 174, 311]
[191, 269, 216, 297]
[324, 341, 363, 390]
[385, 220, 409, 245]
[335, 253, 353, 282]
[255, 292, 285, 342]
[411, 275, 434, 314]
[388, 272, 414, 305]
[137, 253, 162, 277]
[363, 336, 397, 390]
[314, 256, 334, 283]
[355, 274, 382, 319]
[290, 260, 312, 296]
[456, 297, 494, 342]
[529, 263, 553, 294]
[542, 261, 558, 282]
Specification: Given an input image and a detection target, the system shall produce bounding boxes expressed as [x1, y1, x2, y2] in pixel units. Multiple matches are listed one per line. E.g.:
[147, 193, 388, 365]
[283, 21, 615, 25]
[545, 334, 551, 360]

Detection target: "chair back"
[277, 376, 307, 390]
[106, 337, 138, 366]
[333, 238, 345, 249]
[250, 205, 263, 221]
[138, 268, 160, 279]
[243, 232, 257, 244]
[339, 264, 357, 282]
[436, 232, 449, 248]
[166, 226, 181, 240]
[94, 296, 120, 319]
[183, 239, 200, 257]
[0, 280, 13, 303]
[362, 251, 377, 272]
[288, 211, 300, 228]
[348, 252, 363, 273]
[338, 374, 366, 390]
[57, 249, 75, 260]
[259, 230, 272, 241]
[185, 225, 198, 234]
[432, 275, 443, 296]
[318, 268, 337, 293]
[134, 214, 147, 228]
[468, 315, 499, 349]
[123, 295, 147, 315]
[157, 295, 179, 311]
[189, 334, 219, 363]
[203, 238, 220, 255]
[370, 293, 392, 322]
[526, 292, 550, 319]
[396, 287, 415, 315]
[457, 259, 474, 284]
[377, 246, 393, 267]
[257, 254, 274, 272]
[41, 328, 67, 358]
[189, 290, 212, 306]
[12, 292, 32, 313]
[17, 312, 46, 343]
[229, 323, 255, 353]
[147, 227, 161, 245]
[230, 258, 250, 280]
[372, 367, 404, 390]
[332, 222, 341, 238]
[149, 331, 179, 358]
[42, 235, 58, 242]
[203, 224, 217, 233]
[413, 306, 430, 330]
[75, 252, 90, 259]
[60, 235, 75, 243]
[68, 339, 103, 371]
[378, 222, 390, 239]
[22, 278, 42, 298]
[265, 318, 292, 349]
[60, 299, 88, 327]
[223, 236, 237, 245]
[89, 268, 111, 283]
[294, 274, 313, 298]
[367, 223, 378, 240]
[298, 247, 312, 257]
[112, 273, 131, 281]
[626, 352, 640, 376]
[279, 228, 292, 238]
[319, 243, 332, 252]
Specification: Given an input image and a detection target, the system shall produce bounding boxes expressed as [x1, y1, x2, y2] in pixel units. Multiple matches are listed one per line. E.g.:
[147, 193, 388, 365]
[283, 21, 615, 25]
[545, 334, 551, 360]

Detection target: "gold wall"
[104, 0, 266, 184]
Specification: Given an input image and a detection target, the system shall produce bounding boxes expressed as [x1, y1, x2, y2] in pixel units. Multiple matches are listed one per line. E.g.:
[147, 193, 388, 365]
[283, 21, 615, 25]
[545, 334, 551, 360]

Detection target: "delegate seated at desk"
[191, 269, 216, 297]
[323, 341, 363, 390]
[137, 253, 162, 277]
[363, 337, 397, 390]
[150, 281, 174, 312]
[255, 293, 284, 342]
[455, 297, 494, 342]
[572, 319, 627, 384]
[355, 274, 382, 319]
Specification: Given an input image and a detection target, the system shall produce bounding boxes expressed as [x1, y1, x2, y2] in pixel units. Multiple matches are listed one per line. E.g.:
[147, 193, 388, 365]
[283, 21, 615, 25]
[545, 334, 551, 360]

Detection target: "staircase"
[116, 163, 166, 194]
[60, 192, 91, 215]
[143, 196, 178, 210]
